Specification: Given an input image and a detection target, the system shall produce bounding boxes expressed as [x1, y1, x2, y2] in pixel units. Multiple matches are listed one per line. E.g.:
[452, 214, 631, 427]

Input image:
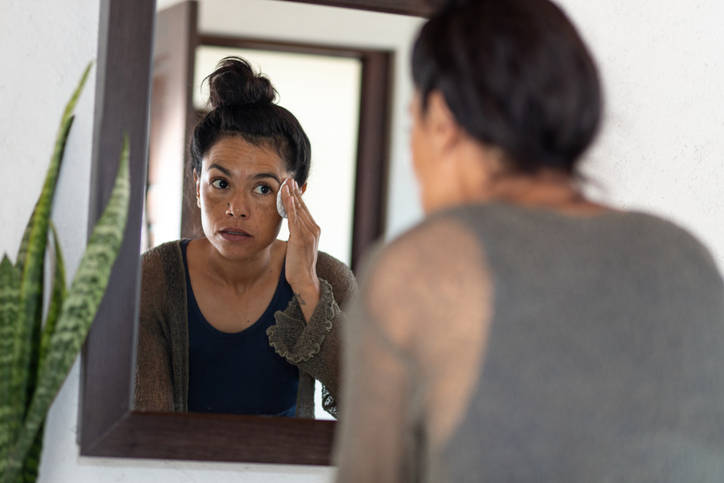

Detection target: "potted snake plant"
[0, 63, 131, 483]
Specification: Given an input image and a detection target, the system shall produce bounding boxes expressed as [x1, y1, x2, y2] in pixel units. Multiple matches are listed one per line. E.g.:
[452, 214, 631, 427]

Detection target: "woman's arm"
[134, 247, 177, 412]
[266, 179, 357, 415]
[332, 244, 419, 483]
[266, 252, 357, 415]
[333, 217, 492, 483]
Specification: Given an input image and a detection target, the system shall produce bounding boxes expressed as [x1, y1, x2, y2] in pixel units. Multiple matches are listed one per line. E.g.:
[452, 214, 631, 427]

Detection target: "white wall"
[564, 0, 724, 272]
[2, 0, 723, 482]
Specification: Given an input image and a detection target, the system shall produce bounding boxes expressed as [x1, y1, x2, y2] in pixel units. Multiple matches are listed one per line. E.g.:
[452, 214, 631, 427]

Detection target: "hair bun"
[206, 56, 277, 109]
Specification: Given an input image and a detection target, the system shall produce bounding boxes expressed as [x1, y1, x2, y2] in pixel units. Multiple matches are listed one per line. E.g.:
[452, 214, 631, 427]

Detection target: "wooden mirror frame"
[79, 0, 431, 466]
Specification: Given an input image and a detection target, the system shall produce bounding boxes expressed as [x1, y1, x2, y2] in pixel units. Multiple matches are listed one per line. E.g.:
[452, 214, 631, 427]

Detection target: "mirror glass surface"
[137, 2, 375, 421]
[139, 45, 361, 420]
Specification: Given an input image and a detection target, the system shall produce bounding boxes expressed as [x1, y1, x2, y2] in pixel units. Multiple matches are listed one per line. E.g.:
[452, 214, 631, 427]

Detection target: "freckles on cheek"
[204, 198, 221, 211]
[256, 201, 279, 224]
[201, 196, 225, 221]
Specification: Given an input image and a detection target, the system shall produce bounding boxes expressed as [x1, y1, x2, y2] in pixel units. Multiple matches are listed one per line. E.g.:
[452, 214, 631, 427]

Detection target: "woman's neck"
[422, 140, 607, 215]
[189, 238, 282, 294]
[486, 171, 583, 206]
[481, 172, 606, 214]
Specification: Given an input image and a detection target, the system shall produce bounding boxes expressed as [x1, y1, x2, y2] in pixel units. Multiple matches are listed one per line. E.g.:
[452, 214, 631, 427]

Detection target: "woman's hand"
[281, 178, 321, 323]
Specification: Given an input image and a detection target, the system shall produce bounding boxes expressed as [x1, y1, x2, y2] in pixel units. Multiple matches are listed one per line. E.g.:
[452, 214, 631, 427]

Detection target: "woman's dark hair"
[412, 0, 602, 174]
[190, 57, 311, 184]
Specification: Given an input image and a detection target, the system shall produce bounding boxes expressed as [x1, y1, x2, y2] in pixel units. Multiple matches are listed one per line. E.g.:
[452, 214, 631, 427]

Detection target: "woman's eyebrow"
[207, 163, 232, 177]
[254, 172, 281, 184]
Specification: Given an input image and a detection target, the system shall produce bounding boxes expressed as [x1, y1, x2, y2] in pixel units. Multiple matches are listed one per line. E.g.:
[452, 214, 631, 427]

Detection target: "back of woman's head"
[190, 57, 312, 184]
[412, 0, 601, 174]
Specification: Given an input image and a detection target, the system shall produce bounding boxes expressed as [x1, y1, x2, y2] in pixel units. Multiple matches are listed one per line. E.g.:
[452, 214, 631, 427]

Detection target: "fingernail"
[283, 185, 289, 195]
[294, 180, 299, 190]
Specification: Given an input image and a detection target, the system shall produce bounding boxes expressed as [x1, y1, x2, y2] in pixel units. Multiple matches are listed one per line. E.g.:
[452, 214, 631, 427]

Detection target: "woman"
[334, 0, 724, 481]
[135, 57, 355, 418]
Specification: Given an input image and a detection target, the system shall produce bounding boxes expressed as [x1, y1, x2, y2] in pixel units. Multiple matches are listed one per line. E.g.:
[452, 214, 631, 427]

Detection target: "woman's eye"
[211, 179, 229, 189]
[253, 184, 272, 195]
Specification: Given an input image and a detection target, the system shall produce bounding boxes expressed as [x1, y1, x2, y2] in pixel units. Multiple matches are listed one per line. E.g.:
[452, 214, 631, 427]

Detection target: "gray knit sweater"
[334, 203, 724, 482]
[134, 240, 357, 418]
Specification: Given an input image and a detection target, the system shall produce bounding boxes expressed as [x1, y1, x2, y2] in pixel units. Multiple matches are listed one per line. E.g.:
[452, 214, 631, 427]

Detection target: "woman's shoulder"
[141, 240, 185, 280]
[622, 212, 723, 281]
[381, 212, 481, 262]
[358, 215, 486, 303]
[142, 239, 182, 260]
[139, 240, 188, 312]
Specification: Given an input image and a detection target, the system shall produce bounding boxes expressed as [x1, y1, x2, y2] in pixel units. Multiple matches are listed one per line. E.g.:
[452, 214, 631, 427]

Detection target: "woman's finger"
[291, 183, 319, 233]
[281, 180, 295, 218]
[287, 192, 315, 245]
[282, 182, 305, 230]
[282, 181, 311, 234]
[286, 188, 302, 231]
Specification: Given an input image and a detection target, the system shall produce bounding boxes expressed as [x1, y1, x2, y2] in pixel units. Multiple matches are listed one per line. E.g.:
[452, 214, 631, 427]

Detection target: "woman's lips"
[219, 228, 252, 243]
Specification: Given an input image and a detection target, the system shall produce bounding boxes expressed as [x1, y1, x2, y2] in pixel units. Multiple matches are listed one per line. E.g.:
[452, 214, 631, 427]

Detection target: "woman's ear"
[299, 182, 307, 195]
[194, 170, 201, 208]
[427, 90, 461, 156]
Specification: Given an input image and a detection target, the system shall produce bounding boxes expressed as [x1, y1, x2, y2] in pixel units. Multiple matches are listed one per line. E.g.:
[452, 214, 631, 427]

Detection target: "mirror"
[80, 0, 428, 466]
[137, 0, 401, 422]
[143, 35, 365, 420]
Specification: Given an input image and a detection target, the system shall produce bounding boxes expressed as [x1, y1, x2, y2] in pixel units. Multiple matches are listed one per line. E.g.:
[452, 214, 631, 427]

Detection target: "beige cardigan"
[134, 240, 357, 418]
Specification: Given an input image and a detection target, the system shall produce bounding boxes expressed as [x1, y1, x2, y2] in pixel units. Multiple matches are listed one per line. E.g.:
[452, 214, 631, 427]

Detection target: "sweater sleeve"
[266, 251, 357, 417]
[134, 246, 176, 412]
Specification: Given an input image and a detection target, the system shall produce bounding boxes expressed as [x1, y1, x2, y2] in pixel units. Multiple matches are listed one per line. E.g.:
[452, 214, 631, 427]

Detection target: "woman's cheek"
[202, 195, 224, 214]
[203, 186, 225, 204]
[252, 196, 278, 216]
[253, 197, 283, 236]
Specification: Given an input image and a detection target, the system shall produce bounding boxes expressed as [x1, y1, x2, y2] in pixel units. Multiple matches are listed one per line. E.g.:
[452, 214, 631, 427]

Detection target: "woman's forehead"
[204, 136, 287, 176]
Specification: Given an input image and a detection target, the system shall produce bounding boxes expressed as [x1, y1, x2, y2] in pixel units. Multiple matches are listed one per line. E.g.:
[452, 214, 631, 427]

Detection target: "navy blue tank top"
[181, 240, 300, 416]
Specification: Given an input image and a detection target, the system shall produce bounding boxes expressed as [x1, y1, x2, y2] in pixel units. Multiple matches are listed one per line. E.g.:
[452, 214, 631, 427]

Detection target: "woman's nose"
[225, 195, 249, 218]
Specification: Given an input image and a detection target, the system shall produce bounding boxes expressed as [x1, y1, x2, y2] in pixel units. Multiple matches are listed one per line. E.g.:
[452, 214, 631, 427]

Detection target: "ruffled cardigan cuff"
[266, 278, 336, 363]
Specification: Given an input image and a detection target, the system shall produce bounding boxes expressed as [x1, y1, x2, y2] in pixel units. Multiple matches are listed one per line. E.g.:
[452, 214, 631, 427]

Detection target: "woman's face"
[195, 136, 292, 260]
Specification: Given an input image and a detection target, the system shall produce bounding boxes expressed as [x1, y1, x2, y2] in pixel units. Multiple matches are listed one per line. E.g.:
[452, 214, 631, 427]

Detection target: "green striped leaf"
[14, 208, 34, 274]
[15, 62, 91, 276]
[5, 138, 130, 482]
[20, 427, 41, 483]
[2, 63, 92, 483]
[38, 223, 66, 367]
[18, 223, 70, 481]
[0, 256, 21, 477]
[11, 63, 91, 435]
[57, 63, 92, 138]
[12, 114, 71, 437]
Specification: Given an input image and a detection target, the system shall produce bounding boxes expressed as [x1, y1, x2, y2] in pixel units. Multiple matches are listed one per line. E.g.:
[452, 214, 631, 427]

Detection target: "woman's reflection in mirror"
[135, 57, 356, 418]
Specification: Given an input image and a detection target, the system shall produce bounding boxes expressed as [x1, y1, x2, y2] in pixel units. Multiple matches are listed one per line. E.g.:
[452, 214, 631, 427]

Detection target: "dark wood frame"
[283, 0, 437, 16]
[79, 0, 428, 466]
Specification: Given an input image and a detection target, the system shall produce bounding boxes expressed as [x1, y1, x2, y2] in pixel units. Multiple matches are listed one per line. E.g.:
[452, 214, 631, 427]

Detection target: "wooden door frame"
[80, 0, 429, 465]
